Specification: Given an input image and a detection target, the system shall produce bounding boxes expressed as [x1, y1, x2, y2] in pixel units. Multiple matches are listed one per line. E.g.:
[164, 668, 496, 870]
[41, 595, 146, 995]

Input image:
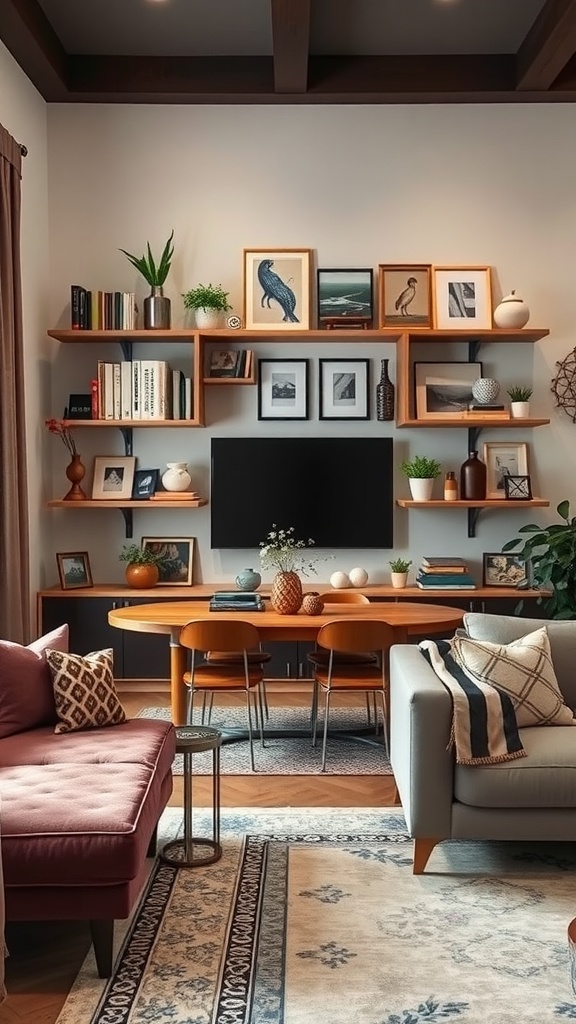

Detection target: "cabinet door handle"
[285, 662, 291, 678]
[111, 601, 117, 610]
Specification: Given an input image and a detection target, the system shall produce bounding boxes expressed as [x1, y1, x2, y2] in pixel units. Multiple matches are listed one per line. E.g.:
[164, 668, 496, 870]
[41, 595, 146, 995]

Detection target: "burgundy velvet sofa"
[0, 627, 176, 978]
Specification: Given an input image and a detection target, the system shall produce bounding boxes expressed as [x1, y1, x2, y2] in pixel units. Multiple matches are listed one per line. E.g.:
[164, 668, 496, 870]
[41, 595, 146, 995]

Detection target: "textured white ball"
[348, 567, 369, 587]
[330, 571, 351, 589]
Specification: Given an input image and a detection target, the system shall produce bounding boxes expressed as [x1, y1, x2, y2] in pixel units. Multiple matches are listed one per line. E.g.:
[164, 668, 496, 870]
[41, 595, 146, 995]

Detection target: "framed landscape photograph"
[378, 264, 432, 328]
[92, 456, 136, 500]
[243, 248, 311, 330]
[141, 537, 194, 586]
[258, 358, 309, 420]
[56, 551, 93, 590]
[317, 268, 373, 327]
[482, 441, 529, 500]
[483, 552, 528, 588]
[432, 266, 493, 329]
[319, 358, 370, 420]
[414, 361, 482, 420]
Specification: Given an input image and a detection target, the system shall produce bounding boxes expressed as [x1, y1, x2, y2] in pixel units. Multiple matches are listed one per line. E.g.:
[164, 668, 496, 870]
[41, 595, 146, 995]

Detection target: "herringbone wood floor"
[0, 688, 400, 1024]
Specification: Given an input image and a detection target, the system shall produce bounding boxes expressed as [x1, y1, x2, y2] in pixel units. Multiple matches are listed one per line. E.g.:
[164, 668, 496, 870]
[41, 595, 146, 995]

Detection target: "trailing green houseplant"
[119, 544, 167, 567]
[400, 455, 442, 479]
[502, 500, 576, 619]
[182, 284, 232, 312]
[119, 230, 174, 287]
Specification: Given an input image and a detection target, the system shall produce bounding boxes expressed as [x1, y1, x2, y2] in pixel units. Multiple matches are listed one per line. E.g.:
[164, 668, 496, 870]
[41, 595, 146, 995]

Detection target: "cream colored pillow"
[46, 648, 126, 734]
[450, 626, 576, 727]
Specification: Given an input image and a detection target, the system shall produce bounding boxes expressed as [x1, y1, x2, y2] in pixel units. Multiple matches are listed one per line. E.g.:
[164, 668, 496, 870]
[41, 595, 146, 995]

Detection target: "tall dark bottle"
[460, 450, 486, 500]
[376, 358, 395, 421]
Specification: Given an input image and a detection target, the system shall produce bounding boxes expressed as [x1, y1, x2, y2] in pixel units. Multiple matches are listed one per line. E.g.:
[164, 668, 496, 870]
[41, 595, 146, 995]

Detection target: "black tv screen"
[211, 437, 393, 549]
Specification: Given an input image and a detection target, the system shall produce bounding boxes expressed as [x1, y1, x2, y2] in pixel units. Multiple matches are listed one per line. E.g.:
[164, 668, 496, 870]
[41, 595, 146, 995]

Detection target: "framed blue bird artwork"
[243, 248, 312, 330]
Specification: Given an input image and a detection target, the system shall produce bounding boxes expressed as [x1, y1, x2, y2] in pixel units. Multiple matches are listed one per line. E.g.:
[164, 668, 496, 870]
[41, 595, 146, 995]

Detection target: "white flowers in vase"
[259, 525, 319, 576]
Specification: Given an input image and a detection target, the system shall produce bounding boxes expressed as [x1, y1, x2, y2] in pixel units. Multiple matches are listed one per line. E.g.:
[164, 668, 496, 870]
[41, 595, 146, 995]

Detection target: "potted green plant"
[503, 500, 576, 619]
[507, 385, 533, 419]
[389, 558, 412, 589]
[119, 543, 167, 589]
[400, 455, 442, 501]
[119, 230, 174, 329]
[182, 283, 232, 329]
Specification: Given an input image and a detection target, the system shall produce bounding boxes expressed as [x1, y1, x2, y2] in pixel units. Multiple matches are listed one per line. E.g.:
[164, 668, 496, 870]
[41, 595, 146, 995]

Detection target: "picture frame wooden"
[432, 265, 493, 330]
[317, 268, 373, 328]
[482, 442, 529, 500]
[414, 361, 482, 420]
[319, 358, 370, 420]
[56, 551, 93, 590]
[258, 358, 309, 420]
[483, 552, 529, 588]
[378, 264, 432, 328]
[132, 468, 159, 500]
[141, 537, 195, 586]
[208, 350, 241, 378]
[243, 248, 311, 330]
[503, 474, 532, 501]
[91, 456, 136, 500]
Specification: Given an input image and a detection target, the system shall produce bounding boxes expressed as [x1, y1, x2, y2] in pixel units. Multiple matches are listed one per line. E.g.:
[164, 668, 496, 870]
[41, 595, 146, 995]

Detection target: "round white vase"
[510, 401, 530, 419]
[408, 478, 435, 501]
[162, 462, 192, 492]
[391, 572, 408, 589]
[195, 307, 222, 329]
[493, 291, 530, 329]
[330, 571, 351, 589]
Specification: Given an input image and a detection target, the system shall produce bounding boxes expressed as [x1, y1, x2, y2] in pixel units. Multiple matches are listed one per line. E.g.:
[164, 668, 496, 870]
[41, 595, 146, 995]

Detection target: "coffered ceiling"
[2, 0, 576, 104]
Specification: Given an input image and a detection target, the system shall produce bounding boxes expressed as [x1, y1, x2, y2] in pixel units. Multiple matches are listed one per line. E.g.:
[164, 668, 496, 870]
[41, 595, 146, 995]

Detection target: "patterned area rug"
[56, 807, 576, 1024]
[137, 706, 392, 775]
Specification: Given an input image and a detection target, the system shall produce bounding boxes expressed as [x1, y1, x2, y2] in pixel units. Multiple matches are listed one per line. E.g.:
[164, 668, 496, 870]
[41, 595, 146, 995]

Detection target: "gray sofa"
[389, 613, 576, 873]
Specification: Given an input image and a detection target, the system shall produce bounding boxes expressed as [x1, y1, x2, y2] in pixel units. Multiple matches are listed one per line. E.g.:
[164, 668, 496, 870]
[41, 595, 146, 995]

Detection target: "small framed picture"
[141, 537, 194, 586]
[56, 551, 93, 590]
[378, 264, 432, 328]
[66, 393, 92, 419]
[432, 266, 493, 330]
[482, 442, 529, 500]
[243, 248, 311, 330]
[504, 474, 532, 501]
[258, 358, 309, 420]
[414, 361, 483, 419]
[208, 350, 241, 378]
[483, 552, 529, 588]
[317, 268, 373, 328]
[319, 358, 370, 420]
[92, 456, 136, 500]
[132, 469, 159, 500]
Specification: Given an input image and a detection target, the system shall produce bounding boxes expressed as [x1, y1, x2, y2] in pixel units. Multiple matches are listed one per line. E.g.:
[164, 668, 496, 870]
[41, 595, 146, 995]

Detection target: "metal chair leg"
[321, 690, 332, 773]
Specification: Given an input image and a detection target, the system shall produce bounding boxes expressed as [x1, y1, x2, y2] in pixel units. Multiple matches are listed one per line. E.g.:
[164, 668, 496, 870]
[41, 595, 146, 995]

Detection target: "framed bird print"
[243, 248, 312, 330]
[378, 264, 432, 328]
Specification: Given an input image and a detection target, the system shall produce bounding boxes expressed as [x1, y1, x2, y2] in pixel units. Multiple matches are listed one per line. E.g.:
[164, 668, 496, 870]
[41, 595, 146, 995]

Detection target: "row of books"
[417, 556, 476, 590]
[207, 349, 254, 378]
[71, 286, 137, 330]
[93, 360, 193, 420]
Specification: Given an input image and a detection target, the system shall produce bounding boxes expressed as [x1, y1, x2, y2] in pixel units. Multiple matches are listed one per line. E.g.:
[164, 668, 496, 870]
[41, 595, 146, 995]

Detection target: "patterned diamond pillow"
[450, 626, 576, 728]
[46, 648, 126, 734]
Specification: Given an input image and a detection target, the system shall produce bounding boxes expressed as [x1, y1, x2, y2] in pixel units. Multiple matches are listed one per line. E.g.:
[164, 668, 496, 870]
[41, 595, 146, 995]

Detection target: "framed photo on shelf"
[141, 537, 195, 586]
[483, 552, 529, 588]
[482, 441, 529, 500]
[432, 266, 492, 330]
[56, 551, 93, 590]
[243, 248, 311, 330]
[414, 361, 482, 420]
[132, 469, 159, 500]
[377, 264, 432, 328]
[504, 474, 532, 500]
[258, 358, 309, 420]
[208, 350, 241, 378]
[92, 456, 136, 500]
[317, 268, 373, 328]
[319, 358, 370, 420]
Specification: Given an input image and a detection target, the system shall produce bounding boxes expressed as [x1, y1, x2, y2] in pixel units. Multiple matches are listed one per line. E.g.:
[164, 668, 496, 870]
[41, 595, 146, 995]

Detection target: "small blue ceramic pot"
[235, 568, 262, 592]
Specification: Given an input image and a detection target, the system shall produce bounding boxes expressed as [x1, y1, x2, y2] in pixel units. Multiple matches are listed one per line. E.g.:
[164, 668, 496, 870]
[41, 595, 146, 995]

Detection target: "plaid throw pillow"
[450, 626, 576, 728]
[46, 648, 126, 734]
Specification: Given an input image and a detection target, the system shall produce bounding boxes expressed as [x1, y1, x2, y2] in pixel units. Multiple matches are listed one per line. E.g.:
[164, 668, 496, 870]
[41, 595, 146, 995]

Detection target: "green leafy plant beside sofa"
[503, 500, 576, 619]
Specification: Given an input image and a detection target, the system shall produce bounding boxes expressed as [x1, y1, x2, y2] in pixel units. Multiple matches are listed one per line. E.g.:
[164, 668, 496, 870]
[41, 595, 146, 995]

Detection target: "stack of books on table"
[417, 556, 476, 590]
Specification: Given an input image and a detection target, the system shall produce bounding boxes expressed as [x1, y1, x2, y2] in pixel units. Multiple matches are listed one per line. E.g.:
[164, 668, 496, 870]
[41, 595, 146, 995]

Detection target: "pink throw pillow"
[0, 624, 69, 737]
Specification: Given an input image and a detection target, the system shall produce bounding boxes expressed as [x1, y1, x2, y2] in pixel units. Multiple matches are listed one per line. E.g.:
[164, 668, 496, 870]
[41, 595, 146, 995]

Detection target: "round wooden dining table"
[108, 599, 464, 724]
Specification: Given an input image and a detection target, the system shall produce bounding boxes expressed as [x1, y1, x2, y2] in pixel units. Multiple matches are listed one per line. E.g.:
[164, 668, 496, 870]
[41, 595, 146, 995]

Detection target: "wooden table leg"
[170, 631, 187, 725]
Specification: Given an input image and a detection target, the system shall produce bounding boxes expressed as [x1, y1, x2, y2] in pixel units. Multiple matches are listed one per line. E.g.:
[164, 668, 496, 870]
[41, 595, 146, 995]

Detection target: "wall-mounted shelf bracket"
[468, 339, 481, 362]
[120, 508, 134, 538]
[467, 507, 481, 538]
[119, 427, 133, 456]
[119, 339, 133, 362]
[467, 426, 482, 450]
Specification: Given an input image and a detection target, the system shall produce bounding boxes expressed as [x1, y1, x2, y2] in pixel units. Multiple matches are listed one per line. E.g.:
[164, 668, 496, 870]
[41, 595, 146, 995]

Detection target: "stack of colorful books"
[417, 556, 476, 590]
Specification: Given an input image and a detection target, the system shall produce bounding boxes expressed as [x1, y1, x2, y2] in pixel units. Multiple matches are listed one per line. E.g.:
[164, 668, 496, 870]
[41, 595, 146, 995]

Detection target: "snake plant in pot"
[120, 229, 174, 329]
[502, 500, 576, 618]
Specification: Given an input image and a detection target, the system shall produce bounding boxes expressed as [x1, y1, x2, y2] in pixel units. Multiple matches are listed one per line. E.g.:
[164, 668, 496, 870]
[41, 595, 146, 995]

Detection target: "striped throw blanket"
[420, 639, 526, 765]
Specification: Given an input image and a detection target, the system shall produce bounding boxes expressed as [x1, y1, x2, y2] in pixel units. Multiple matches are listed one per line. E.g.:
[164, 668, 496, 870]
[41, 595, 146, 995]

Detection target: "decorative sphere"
[330, 571, 351, 589]
[472, 378, 500, 404]
[348, 567, 369, 587]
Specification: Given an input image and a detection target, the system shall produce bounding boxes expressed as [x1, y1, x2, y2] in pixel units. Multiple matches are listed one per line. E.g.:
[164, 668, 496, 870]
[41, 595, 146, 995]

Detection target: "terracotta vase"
[63, 453, 87, 500]
[270, 571, 303, 614]
[125, 563, 159, 589]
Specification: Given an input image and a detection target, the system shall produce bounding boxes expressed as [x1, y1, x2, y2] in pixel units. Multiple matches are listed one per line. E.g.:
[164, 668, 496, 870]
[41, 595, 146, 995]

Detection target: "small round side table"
[159, 725, 222, 868]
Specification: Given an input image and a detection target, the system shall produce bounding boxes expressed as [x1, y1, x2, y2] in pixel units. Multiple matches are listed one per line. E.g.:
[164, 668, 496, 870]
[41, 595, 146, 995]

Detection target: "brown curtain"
[0, 124, 29, 643]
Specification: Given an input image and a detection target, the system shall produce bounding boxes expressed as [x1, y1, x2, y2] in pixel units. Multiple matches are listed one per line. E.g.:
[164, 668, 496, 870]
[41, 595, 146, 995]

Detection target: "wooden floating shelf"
[396, 498, 549, 509]
[61, 419, 201, 428]
[203, 377, 256, 386]
[396, 418, 550, 429]
[47, 499, 207, 509]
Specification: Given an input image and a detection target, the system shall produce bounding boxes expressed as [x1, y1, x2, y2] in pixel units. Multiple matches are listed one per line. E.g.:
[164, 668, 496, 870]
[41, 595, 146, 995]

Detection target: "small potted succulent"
[119, 543, 167, 589]
[119, 229, 174, 329]
[389, 557, 412, 589]
[507, 385, 533, 419]
[182, 283, 232, 329]
[400, 455, 442, 501]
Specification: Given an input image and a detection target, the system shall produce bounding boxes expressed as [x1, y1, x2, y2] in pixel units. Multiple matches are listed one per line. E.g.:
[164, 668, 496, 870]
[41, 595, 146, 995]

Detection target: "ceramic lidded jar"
[235, 568, 261, 591]
[493, 291, 530, 329]
[162, 462, 192, 492]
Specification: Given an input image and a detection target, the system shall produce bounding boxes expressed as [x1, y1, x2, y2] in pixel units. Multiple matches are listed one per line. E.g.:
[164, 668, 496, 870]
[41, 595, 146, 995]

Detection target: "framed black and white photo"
[319, 359, 370, 420]
[414, 361, 482, 420]
[504, 474, 532, 500]
[482, 442, 529, 500]
[378, 264, 432, 328]
[317, 268, 373, 328]
[56, 551, 93, 590]
[258, 358, 309, 420]
[132, 468, 159, 500]
[141, 536, 194, 586]
[91, 456, 136, 500]
[432, 266, 493, 330]
[483, 552, 529, 588]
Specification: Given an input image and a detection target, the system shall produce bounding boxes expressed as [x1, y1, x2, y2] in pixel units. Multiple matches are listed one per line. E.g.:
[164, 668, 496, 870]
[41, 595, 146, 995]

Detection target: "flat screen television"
[211, 437, 393, 549]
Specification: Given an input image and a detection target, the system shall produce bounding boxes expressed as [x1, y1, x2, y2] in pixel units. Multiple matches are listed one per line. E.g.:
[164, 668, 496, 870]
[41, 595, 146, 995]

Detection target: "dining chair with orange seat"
[311, 618, 396, 772]
[179, 619, 265, 771]
[309, 592, 377, 726]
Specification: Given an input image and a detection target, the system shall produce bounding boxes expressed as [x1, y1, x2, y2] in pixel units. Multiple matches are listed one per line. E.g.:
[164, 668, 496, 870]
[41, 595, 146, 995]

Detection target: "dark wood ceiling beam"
[308, 54, 517, 95]
[0, 0, 69, 99]
[270, 0, 311, 93]
[516, 0, 576, 90]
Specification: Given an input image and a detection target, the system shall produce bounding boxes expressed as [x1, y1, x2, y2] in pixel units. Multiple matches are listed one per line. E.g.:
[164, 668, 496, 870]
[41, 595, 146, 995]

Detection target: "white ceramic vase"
[408, 478, 435, 501]
[493, 291, 530, 329]
[195, 307, 222, 329]
[391, 572, 408, 589]
[162, 461, 191, 492]
[510, 401, 530, 419]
